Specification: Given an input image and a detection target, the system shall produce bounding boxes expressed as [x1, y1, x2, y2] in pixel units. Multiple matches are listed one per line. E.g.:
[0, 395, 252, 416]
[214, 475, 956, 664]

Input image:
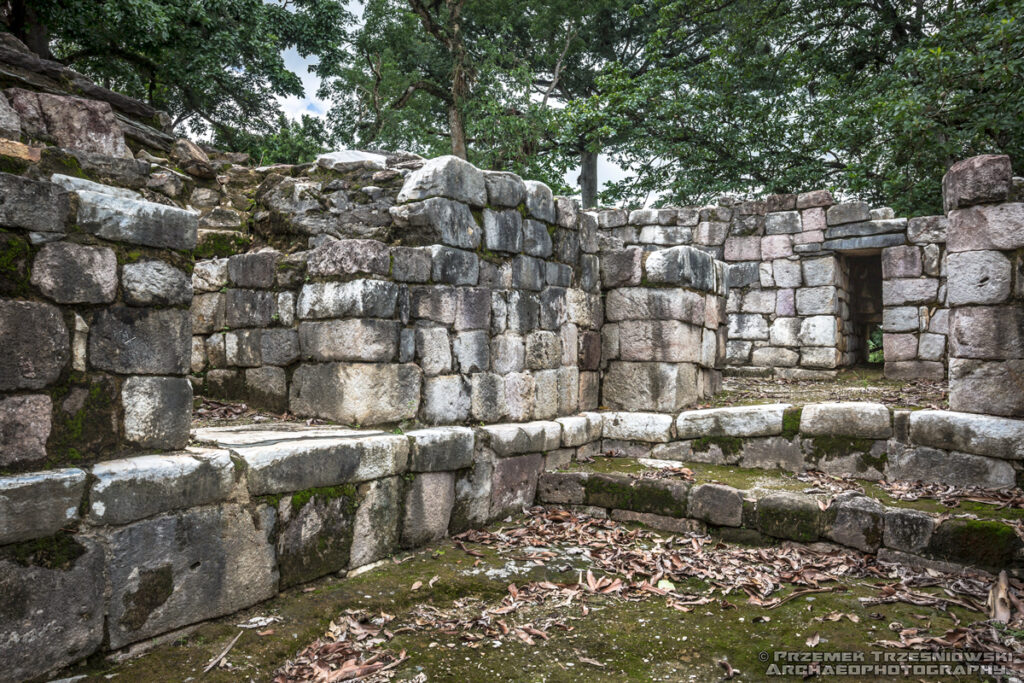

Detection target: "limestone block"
[949, 306, 1024, 359]
[724, 236, 760, 261]
[883, 508, 934, 553]
[886, 445, 1015, 488]
[883, 333, 918, 361]
[728, 313, 768, 340]
[751, 346, 798, 367]
[800, 402, 891, 438]
[908, 409, 1024, 460]
[796, 286, 838, 315]
[123, 260, 191, 306]
[760, 234, 792, 259]
[420, 374, 471, 424]
[826, 201, 870, 225]
[802, 256, 839, 286]
[397, 155, 487, 206]
[0, 300, 68, 390]
[297, 280, 399, 319]
[687, 483, 743, 527]
[946, 251, 1012, 305]
[0, 469, 85, 544]
[676, 403, 788, 438]
[31, 241, 117, 303]
[472, 372, 508, 422]
[797, 190, 834, 209]
[300, 319, 398, 362]
[524, 180, 556, 222]
[948, 358, 1024, 417]
[401, 471, 455, 547]
[490, 453, 543, 519]
[350, 477, 402, 568]
[942, 154, 1012, 212]
[0, 171, 71, 233]
[483, 170, 526, 207]
[882, 278, 939, 306]
[122, 376, 192, 449]
[881, 245, 922, 279]
[948, 203, 1024, 252]
[602, 411, 674, 443]
[77, 190, 197, 249]
[907, 215, 948, 244]
[756, 492, 820, 542]
[0, 394, 52, 468]
[102, 505, 278, 648]
[823, 492, 884, 552]
[797, 315, 839, 346]
[601, 362, 700, 412]
[90, 307, 189, 375]
[289, 362, 421, 424]
[882, 306, 919, 333]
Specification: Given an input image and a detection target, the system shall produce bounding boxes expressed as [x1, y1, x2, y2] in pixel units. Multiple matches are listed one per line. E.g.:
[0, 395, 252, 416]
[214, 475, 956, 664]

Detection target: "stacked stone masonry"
[594, 194, 954, 380]
[5, 402, 1024, 678]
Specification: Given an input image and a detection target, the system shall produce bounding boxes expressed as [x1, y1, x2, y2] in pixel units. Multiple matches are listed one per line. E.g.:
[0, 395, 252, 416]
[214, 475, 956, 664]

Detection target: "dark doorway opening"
[844, 254, 884, 365]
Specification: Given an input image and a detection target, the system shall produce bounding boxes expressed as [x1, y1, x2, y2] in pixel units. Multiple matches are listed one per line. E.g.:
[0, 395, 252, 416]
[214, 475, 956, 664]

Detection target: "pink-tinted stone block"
[723, 236, 760, 261]
[776, 288, 795, 316]
[881, 245, 922, 279]
[800, 207, 826, 232]
[883, 333, 918, 361]
[760, 235, 793, 260]
[793, 230, 824, 245]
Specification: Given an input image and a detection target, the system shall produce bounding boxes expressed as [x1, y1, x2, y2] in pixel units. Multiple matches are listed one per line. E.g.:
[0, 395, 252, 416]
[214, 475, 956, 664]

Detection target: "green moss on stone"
[0, 230, 32, 296]
[193, 232, 250, 259]
[927, 519, 1022, 571]
[691, 435, 744, 457]
[584, 474, 688, 517]
[1, 532, 86, 570]
[807, 436, 874, 465]
[290, 484, 359, 515]
[121, 565, 174, 631]
[757, 495, 820, 542]
[781, 407, 802, 439]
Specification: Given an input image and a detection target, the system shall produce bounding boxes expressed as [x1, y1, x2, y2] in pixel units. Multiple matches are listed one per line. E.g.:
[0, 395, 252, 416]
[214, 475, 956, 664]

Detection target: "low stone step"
[538, 457, 1024, 574]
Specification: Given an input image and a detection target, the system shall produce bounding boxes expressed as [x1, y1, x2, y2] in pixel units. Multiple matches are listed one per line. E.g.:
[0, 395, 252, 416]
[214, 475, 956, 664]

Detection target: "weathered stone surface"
[757, 492, 820, 542]
[948, 358, 1024, 417]
[619, 319, 701, 363]
[390, 197, 481, 249]
[450, 455, 494, 532]
[259, 329, 299, 367]
[350, 476, 402, 568]
[192, 257, 228, 292]
[8, 88, 127, 156]
[297, 280, 399, 319]
[415, 326, 452, 375]
[797, 190, 834, 209]
[825, 218, 906, 240]
[31, 241, 117, 303]
[796, 286, 838, 315]
[225, 288, 275, 328]
[0, 300, 68, 390]
[490, 453, 543, 518]
[886, 444, 1015, 488]
[481, 420, 560, 456]
[687, 483, 742, 527]
[881, 278, 939, 306]
[947, 203, 1024, 252]
[274, 485, 357, 588]
[881, 245, 922, 279]
[482, 208, 523, 253]
[942, 154, 1012, 212]
[949, 306, 1024, 359]
[537, 471, 587, 505]
[823, 493, 884, 552]
[431, 245, 479, 285]
[0, 535, 105, 681]
[88, 451, 233, 526]
[676, 404, 788, 438]
[882, 306, 919, 333]
[723, 236, 760, 261]
[122, 260, 191, 307]
[521, 218, 553, 257]
[584, 473, 689, 517]
[0, 394, 52, 468]
[601, 361, 700, 413]
[77, 190, 197, 249]
[523, 180, 556, 222]
[89, 307, 190, 374]
[103, 505, 278, 648]
[397, 155, 487, 207]
[556, 413, 603, 448]
[908, 410, 1024, 460]
[602, 411, 674, 443]
[392, 246, 432, 282]
[420, 374, 471, 424]
[290, 362, 421, 425]
[883, 333, 918, 361]
[483, 170, 526, 207]
[316, 149, 386, 171]
[299, 319, 398, 362]
[883, 508, 934, 553]
[198, 426, 409, 494]
[245, 366, 288, 412]
[800, 402, 891, 438]
[727, 313, 768, 340]
[826, 201, 870, 225]
[644, 245, 717, 291]
[401, 471, 455, 547]
[407, 426, 475, 472]
[906, 215, 948, 244]
[227, 251, 279, 287]
[0, 469, 85, 544]
[946, 251, 1012, 305]
[600, 247, 643, 288]
[122, 376, 192, 449]
[884, 359, 946, 381]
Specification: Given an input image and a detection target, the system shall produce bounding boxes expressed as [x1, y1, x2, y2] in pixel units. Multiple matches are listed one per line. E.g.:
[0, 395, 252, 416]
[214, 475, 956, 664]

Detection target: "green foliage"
[218, 114, 331, 166]
[574, 0, 1024, 214]
[868, 327, 884, 364]
[33, 0, 352, 138]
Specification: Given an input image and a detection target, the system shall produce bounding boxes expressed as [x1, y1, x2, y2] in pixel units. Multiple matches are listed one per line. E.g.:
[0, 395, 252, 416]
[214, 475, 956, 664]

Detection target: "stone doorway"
[843, 254, 883, 365]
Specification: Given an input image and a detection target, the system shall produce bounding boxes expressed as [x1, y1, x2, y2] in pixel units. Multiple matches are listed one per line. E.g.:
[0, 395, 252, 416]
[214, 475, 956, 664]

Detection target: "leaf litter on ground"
[272, 506, 1024, 681]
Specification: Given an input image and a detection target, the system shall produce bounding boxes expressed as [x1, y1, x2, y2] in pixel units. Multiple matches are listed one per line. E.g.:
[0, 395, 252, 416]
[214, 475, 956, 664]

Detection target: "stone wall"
[593, 196, 951, 379]
[192, 155, 608, 425]
[944, 155, 1024, 417]
[0, 171, 196, 473]
[600, 244, 727, 411]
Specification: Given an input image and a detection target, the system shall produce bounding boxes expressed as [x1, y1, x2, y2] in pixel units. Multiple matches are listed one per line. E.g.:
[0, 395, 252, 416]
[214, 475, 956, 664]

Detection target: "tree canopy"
[4, 0, 1023, 212]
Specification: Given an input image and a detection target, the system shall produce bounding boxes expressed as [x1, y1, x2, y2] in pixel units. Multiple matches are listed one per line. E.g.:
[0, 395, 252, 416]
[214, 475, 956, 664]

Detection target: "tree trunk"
[448, 103, 467, 159]
[579, 150, 598, 208]
[5, 0, 51, 59]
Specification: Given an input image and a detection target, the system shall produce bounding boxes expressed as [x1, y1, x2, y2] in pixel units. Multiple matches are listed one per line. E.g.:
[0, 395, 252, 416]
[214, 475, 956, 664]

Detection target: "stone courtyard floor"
[61, 503, 1020, 682]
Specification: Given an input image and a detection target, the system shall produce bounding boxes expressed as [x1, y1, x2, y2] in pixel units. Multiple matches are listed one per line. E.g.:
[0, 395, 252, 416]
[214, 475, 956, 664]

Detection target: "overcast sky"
[278, 48, 632, 202]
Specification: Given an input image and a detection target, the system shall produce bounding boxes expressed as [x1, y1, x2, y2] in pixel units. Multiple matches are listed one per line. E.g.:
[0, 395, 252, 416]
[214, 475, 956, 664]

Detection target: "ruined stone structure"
[2, 32, 1024, 681]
